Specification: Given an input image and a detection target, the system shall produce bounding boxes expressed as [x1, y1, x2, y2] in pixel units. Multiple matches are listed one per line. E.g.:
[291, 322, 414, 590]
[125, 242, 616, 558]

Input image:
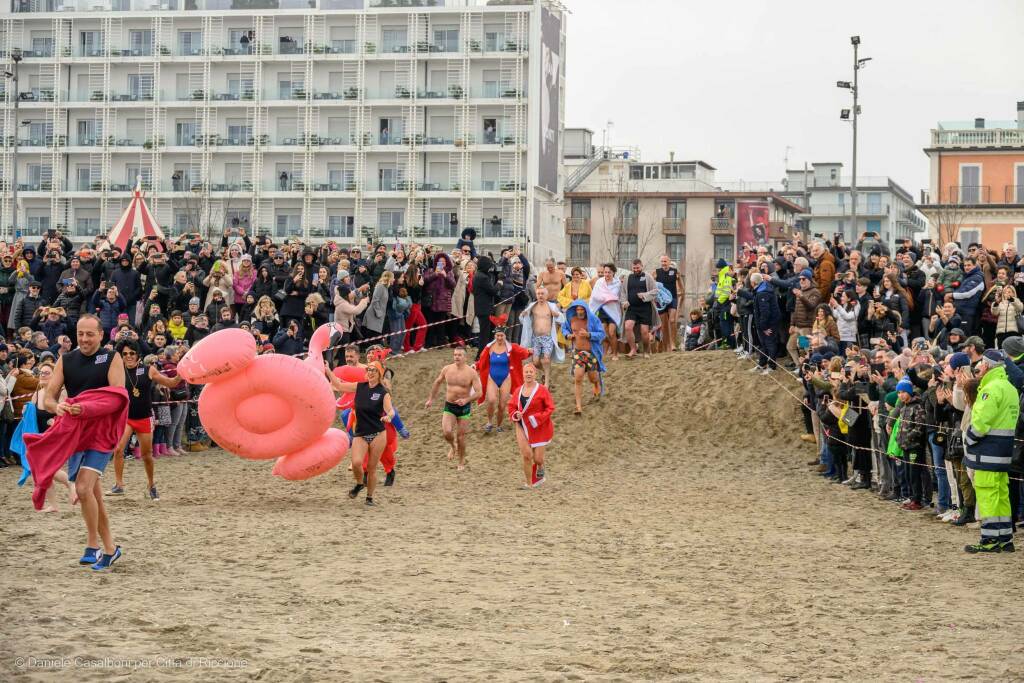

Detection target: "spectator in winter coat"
[90, 284, 128, 338]
[953, 257, 986, 334]
[272, 320, 304, 355]
[37, 249, 64, 304]
[13, 280, 43, 330]
[752, 273, 781, 371]
[787, 268, 822, 366]
[422, 253, 457, 346]
[59, 256, 92, 297]
[810, 243, 836, 301]
[231, 254, 258, 311]
[473, 256, 500, 353]
[52, 280, 84, 329]
[108, 254, 142, 317]
[39, 306, 68, 344]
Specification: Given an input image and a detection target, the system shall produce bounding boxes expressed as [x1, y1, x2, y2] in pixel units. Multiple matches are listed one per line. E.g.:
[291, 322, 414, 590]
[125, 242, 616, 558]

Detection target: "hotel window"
[616, 235, 637, 263]
[570, 234, 590, 263]
[959, 228, 981, 248]
[666, 235, 685, 265]
[713, 235, 734, 263]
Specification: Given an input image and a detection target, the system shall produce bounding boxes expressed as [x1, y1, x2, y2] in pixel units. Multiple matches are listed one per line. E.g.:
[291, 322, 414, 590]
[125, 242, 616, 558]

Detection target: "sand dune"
[2, 350, 1022, 681]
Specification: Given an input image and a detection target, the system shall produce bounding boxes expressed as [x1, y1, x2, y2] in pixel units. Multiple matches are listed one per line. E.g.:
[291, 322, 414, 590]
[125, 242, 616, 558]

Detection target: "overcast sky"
[564, 0, 1024, 199]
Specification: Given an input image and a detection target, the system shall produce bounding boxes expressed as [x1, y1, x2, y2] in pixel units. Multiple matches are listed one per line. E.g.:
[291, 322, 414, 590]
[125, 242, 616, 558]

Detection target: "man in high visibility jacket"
[964, 349, 1019, 553]
[714, 258, 735, 348]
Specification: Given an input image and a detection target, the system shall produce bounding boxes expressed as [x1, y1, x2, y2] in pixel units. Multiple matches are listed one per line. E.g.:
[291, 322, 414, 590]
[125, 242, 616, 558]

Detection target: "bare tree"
[925, 195, 968, 249]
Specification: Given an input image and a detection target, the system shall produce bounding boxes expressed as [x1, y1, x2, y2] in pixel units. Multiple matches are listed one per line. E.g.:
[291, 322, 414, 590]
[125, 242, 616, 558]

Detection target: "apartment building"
[781, 162, 925, 250]
[918, 101, 1024, 251]
[563, 130, 803, 305]
[0, 0, 567, 261]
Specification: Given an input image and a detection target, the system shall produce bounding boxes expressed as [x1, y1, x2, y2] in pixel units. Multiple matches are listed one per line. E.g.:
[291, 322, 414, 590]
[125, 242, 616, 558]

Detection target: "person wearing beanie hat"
[964, 340, 1019, 553]
[948, 352, 971, 371]
[1001, 335, 1024, 361]
[715, 258, 728, 269]
[894, 374, 929, 510]
[189, 296, 201, 307]
[787, 268, 822, 366]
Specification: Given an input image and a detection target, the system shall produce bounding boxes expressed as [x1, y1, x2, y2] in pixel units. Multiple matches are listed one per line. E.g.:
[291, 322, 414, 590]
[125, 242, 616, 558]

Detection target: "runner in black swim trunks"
[333, 360, 394, 506]
[654, 255, 683, 352]
[426, 346, 482, 471]
[623, 258, 657, 358]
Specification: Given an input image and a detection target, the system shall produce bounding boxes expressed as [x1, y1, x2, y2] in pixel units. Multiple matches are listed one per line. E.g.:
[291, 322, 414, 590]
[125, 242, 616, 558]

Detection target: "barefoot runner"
[562, 300, 607, 415]
[519, 285, 565, 387]
[510, 363, 555, 488]
[333, 360, 395, 506]
[108, 340, 183, 501]
[476, 321, 531, 434]
[425, 346, 482, 470]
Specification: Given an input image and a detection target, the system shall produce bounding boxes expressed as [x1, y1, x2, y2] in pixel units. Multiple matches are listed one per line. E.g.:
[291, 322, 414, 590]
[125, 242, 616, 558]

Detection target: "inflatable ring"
[180, 323, 349, 480]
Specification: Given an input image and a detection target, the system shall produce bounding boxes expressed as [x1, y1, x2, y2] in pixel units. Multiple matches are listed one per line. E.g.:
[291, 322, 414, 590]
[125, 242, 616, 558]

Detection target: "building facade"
[563, 150, 802, 307]
[780, 162, 925, 251]
[918, 102, 1024, 251]
[0, 0, 567, 261]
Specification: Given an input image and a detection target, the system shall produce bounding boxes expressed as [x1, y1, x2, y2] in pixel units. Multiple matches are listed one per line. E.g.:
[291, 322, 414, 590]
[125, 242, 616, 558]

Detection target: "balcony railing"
[710, 217, 734, 233]
[613, 216, 637, 234]
[932, 128, 1024, 148]
[565, 217, 590, 235]
[921, 185, 1024, 205]
[661, 217, 685, 234]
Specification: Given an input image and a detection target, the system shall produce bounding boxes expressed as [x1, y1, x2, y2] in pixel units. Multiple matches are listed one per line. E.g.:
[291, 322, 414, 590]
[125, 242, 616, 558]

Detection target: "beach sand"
[2, 350, 1022, 681]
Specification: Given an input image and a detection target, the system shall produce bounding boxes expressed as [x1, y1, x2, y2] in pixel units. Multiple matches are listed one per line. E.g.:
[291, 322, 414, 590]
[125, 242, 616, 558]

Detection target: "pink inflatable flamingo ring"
[177, 323, 349, 480]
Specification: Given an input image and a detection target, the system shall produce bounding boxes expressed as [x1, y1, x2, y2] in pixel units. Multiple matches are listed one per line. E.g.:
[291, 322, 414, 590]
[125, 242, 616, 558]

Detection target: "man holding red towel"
[37, 314, 127, 571]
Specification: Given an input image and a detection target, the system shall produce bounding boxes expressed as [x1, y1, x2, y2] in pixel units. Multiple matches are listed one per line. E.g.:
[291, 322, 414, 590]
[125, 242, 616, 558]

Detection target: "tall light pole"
[838, 37, 871, 243]
[4, 48, 23, 240]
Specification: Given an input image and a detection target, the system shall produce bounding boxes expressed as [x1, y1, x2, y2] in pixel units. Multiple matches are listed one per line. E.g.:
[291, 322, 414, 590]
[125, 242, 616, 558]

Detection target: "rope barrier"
[732, 344, 1024, 484]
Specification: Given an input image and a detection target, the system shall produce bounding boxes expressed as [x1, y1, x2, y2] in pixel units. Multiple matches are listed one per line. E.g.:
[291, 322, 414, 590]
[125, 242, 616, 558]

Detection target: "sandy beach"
[2, 350, 1022, 681]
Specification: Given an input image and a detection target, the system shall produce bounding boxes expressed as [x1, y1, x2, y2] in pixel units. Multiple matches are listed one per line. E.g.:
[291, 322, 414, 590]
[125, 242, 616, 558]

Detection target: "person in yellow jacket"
[557, 267, 593, 349]
[714, 258, 735, 348]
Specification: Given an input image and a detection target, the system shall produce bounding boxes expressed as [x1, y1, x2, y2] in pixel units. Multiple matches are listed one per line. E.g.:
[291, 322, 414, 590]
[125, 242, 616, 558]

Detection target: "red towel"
[25, 386, 129, 510]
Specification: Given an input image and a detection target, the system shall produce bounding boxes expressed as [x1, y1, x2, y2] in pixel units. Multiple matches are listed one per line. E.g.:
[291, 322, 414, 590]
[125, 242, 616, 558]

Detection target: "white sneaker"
[761, 368, 773, 376]
[748, 365, 761, 372]
[945, 510, 960, 523]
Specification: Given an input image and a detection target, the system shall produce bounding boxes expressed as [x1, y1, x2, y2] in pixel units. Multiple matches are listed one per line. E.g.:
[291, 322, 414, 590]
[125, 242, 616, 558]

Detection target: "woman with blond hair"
[301, 292, 329, 342]
[251, 296, 279, 341]
[7, 257, 31, 330]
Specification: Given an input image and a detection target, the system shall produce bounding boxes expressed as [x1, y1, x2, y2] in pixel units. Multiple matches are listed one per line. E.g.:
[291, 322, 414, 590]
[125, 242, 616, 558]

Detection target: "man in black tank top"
[45, 314, 127, 571]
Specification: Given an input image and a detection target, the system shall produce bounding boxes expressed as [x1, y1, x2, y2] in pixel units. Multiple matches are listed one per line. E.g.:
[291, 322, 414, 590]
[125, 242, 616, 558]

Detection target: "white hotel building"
[0, 0, 566, 260]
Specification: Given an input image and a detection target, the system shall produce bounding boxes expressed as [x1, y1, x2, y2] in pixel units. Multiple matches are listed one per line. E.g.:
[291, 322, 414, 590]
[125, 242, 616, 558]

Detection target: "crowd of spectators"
[695, 233, 1022, 553]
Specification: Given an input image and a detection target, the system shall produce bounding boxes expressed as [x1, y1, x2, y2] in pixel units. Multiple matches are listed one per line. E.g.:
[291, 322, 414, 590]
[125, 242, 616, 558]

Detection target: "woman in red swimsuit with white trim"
[508, 363, 555, 488]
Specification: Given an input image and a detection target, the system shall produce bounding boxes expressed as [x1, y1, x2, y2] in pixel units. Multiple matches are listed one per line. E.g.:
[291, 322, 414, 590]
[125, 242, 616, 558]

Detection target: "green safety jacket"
[966, 365, 1019, 472]
[715, 266, 733, 305]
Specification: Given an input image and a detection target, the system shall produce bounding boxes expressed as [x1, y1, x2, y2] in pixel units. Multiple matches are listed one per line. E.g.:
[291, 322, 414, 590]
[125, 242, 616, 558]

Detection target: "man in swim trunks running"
[425, 346, 481, 470]
[527, 285, 557, 386]
[568, 304, 602, 415]
[45, 314, 127, 571]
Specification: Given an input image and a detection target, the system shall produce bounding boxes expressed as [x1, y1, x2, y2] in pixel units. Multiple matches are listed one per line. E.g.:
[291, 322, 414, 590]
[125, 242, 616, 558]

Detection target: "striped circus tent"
[103, 177, 166, 251]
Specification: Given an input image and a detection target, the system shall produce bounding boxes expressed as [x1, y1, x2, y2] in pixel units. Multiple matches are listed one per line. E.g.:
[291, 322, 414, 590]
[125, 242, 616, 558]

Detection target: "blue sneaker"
[91, 546, 122, 571]
[79, 547, 99, 565]
[107, 485, 124, 496]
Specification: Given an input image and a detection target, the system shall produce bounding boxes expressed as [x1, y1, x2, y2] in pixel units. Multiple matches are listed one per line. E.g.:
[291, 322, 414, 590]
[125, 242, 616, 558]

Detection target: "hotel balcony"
[613, 216, 637, 235]
[565, 217, 590, 235]
[920, 185, 1024, 206]
[661, 217, 686, 234]
[709, 217, 734, 234]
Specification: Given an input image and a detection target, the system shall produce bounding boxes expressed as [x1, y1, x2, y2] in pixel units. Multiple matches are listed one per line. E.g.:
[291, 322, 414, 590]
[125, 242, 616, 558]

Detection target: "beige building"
[563, 147, 803, 307]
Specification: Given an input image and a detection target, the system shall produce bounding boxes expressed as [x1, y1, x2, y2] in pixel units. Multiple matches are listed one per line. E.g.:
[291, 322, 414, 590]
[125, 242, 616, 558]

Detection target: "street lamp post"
[838, 37, 871, 244]
[4, 49, 23, 241]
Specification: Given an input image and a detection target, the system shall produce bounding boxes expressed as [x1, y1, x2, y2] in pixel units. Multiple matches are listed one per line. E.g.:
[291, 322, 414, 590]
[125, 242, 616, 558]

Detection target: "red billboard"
[736, 201, 770, 258]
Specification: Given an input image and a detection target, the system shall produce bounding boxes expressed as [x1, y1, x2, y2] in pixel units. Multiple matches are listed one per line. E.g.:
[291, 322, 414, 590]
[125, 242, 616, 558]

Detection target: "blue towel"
[11, 403, 40, 487]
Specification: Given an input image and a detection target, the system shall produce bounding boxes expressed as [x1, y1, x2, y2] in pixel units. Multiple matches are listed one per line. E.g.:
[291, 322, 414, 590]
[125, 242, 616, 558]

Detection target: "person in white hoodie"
[829, 289, 861, 353]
